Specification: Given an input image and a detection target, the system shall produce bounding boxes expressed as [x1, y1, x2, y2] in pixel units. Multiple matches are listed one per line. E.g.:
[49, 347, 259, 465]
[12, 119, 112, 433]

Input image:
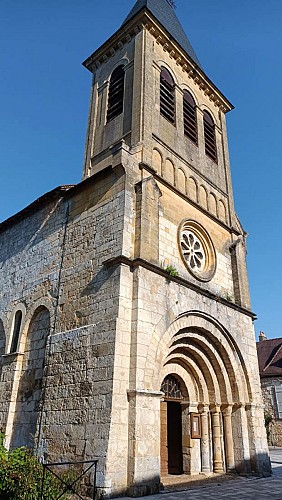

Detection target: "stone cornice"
[103, 255, 256, 320]
[139, 161, 239, 237]
[150, 134, 228, 199]
[83, 10, 233, 114]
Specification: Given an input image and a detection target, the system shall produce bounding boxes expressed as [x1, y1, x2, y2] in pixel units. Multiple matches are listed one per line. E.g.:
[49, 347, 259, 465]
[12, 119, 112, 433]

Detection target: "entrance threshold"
[161, 472, 237, 492]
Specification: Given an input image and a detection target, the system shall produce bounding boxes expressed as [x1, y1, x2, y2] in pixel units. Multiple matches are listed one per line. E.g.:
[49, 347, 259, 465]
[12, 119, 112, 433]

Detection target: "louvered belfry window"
[203, 110, 217, 162]
[183, 90, 197, 144]
[107, 65, 125, 122]
[160, 68, 175, 124]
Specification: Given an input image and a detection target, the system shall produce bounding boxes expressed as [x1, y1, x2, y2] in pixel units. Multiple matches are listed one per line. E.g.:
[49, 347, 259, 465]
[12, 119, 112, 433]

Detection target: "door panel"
[167, 402, 183, 474]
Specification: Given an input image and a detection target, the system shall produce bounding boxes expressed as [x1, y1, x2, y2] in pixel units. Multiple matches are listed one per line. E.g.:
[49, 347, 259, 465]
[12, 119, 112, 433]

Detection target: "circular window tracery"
[178, 220, 216, 281]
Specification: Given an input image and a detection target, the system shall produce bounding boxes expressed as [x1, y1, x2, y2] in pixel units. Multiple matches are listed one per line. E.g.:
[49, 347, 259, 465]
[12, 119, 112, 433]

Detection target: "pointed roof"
[122, 0, 202, 68]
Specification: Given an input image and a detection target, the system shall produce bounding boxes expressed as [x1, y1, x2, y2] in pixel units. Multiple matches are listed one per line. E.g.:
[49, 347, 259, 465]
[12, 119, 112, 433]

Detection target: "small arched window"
[203, 111, 217, 162]
[183, 90, 197, 144]
[10, 310, 22, 353]
[160, 68, 175, 124]
[107, 65, 125, 122]
[161, 375, 183, 400]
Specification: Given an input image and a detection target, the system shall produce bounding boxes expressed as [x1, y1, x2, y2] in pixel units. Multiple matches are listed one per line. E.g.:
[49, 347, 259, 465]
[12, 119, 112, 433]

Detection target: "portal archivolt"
[154, 314, 253, 476]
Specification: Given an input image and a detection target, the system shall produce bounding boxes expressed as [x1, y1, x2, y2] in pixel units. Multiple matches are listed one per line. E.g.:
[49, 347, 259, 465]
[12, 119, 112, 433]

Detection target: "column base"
[214, 464, 224, 473]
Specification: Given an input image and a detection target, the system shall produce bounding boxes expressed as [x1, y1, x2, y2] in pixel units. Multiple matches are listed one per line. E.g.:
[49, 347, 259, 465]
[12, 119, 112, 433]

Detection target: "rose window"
[178, 220, 216, 281]
[180, 231, 206, 272]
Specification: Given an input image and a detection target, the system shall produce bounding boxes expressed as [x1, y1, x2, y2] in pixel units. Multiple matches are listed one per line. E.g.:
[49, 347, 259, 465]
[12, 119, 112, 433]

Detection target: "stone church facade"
[0, 0, 271, 496]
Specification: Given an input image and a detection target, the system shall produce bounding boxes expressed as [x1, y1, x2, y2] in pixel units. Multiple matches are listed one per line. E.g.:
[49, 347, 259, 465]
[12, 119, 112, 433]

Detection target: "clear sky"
[1, 0, 281, 340]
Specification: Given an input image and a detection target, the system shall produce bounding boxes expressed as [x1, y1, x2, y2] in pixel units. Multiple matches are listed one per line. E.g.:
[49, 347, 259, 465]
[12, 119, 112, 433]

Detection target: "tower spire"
[122, 0, 201, 68]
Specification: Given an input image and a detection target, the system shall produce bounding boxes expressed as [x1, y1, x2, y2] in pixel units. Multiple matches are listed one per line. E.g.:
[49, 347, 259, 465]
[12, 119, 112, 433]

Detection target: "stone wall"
[0, 166, 128, 492]
[261, 378, 282, 447]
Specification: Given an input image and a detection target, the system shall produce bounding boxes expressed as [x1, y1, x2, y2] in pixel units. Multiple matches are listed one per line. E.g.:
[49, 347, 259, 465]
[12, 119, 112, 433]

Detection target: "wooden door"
[167, 402, 183, 474]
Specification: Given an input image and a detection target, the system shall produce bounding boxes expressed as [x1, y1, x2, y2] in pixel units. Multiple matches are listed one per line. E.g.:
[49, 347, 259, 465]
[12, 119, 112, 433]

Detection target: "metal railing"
[40, 459, 98, 500]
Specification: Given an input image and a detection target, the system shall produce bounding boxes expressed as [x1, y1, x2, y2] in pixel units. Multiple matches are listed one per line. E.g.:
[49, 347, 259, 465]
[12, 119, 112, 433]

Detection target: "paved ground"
[117, 448, 282, 500]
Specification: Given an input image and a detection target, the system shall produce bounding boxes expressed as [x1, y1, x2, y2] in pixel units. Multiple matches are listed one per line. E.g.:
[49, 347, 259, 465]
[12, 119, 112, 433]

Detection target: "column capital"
[188, 402, 199, 413]
[210, 404, 221, 413]
[198, 403, 209, 413]
[221, 404, 233, 416]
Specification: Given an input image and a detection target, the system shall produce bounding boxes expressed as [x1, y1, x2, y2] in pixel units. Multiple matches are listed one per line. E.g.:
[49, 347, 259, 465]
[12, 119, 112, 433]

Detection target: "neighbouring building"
[257, 333, 282, 447]
[0, 0, 271, 496]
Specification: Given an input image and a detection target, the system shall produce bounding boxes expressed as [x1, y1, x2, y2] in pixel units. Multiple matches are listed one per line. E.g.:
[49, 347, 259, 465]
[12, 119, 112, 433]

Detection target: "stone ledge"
[103, 255, 256, 320]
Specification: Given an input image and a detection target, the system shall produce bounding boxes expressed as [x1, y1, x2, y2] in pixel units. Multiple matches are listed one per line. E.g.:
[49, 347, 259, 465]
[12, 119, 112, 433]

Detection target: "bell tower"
[82, 0, 249, 310]
[80, 0, 270, 495]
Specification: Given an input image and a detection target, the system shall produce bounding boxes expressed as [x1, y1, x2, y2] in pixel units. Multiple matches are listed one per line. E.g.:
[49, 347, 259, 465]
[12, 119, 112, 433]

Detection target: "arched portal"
[159, 327, 238, 476]
[145, 312, 256, 478]
[10, 306, 50, 449]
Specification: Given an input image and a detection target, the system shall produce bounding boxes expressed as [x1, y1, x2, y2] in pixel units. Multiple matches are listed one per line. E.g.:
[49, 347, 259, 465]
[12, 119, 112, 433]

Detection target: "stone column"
[211, 405, 224, 473]
[222, 406, 235, 472]
[200, 405, 211, 473]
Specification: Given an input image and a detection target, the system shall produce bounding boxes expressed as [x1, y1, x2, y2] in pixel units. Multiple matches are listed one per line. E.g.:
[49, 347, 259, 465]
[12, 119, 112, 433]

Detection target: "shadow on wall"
[81, 265, 118, 297]
[0, 318, 5, 362]
[0, 199, 66, 265]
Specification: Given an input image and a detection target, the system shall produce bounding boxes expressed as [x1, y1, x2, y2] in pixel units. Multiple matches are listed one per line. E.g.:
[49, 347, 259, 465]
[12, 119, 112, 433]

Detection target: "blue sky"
[1, 0, 281, 340]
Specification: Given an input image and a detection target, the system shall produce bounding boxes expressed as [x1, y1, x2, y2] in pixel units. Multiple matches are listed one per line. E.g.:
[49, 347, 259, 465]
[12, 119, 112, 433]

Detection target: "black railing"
[40, 459, 98, 500]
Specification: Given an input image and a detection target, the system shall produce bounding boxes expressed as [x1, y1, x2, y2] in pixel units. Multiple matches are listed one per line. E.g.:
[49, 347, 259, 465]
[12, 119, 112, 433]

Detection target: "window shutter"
[183, 90, 197, 144]
[203, 111, 217, 162]
[160, 68, 175, 124]
[275, 385, 282, 419]
[107, 66, 125, 122]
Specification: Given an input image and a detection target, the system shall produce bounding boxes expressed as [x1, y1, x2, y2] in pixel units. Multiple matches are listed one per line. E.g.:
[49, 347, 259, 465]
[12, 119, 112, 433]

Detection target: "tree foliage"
[0, 433, 66, 499]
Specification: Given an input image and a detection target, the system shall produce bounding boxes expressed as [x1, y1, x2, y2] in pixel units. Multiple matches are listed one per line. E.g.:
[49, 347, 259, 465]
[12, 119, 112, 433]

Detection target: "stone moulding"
[103, 255, 256, 319]
[139, 162, 235, 235]
[127, 389, 164, 399]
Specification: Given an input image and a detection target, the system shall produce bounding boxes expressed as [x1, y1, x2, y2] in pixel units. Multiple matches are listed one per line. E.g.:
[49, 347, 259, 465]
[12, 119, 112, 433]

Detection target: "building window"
[160, 68, 175, 124]
[161, 375, 183, 400]
[107, 65, 125, 122]
[203, 110, 217, 162]
[178, 219, 217, 282]
[183, 90, 197, 144]
[275, 385, 282, 419]
[10, 310, 22, 353]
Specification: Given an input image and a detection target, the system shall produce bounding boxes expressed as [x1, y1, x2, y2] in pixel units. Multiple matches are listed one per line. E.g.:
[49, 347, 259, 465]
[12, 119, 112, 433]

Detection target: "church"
[0, 0, 271, 496]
